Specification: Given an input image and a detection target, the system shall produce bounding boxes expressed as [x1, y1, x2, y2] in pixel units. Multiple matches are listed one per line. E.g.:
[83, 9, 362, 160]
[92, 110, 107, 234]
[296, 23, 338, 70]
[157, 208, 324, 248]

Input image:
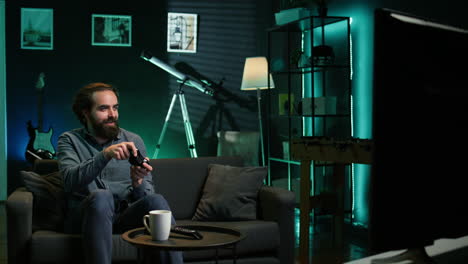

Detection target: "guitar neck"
[37, 89, 44, 131]
[35, 72, 45, 131]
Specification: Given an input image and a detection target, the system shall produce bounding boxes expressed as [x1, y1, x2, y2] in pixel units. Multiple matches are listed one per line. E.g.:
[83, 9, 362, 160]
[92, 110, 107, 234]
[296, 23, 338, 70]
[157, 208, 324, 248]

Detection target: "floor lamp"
[240, 56, 275, 167]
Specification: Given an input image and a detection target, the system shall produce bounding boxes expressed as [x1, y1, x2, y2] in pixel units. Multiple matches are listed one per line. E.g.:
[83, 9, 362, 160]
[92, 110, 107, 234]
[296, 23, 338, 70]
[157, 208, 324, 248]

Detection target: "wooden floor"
[0, 202, 370, 264]
[0, 202, 6, 264]
[294, 210, 370, 263]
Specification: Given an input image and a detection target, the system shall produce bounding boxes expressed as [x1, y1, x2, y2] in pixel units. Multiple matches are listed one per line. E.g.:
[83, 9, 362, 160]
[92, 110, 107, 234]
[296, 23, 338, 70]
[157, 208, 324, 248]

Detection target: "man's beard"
[90, 117, 120, 140]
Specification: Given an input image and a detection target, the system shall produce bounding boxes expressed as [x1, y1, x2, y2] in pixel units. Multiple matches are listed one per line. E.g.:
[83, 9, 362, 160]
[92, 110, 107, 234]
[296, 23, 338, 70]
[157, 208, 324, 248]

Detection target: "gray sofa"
[7, 156, 296, 264]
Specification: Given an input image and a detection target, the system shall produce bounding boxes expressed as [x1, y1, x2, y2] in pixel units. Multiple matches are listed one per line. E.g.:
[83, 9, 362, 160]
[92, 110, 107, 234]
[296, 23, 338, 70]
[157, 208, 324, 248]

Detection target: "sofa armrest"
[6, 187, 33, 264]
[257, 185, 295, 264]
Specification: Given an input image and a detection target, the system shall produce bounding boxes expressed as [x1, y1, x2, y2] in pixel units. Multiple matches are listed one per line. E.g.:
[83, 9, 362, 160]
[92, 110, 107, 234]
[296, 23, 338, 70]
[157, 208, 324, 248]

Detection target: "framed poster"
[167, 12, 197, 53]
[21, 8, 53, 50]
[92, 14, 131, 47]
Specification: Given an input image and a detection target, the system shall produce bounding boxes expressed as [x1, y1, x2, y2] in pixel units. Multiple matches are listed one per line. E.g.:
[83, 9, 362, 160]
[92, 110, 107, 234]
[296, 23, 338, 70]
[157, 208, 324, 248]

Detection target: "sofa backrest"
[32, 157, 244, 220]
[149, 156, 244, 220]
[33, 159, 59, 174]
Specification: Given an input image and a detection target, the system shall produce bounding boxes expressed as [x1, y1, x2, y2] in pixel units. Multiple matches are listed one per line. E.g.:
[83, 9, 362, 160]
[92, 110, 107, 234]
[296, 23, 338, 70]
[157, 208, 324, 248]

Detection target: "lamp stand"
[257, 88, 265, 167]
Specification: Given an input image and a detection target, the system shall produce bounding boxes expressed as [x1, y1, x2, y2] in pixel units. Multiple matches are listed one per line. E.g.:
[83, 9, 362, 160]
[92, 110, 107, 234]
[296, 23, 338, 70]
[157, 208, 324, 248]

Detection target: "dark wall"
[6, 0, 275, 194]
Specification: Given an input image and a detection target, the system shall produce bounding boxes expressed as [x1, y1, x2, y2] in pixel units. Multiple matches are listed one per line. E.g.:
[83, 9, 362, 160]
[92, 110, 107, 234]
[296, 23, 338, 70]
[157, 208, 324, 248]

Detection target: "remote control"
[171, 226, 203, 240]
[128, 149, 149, 167]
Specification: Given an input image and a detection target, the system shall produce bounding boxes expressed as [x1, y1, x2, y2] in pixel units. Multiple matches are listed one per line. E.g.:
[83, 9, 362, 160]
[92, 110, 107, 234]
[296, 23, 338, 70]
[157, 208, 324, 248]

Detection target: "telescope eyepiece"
[140, 50, 152, 61]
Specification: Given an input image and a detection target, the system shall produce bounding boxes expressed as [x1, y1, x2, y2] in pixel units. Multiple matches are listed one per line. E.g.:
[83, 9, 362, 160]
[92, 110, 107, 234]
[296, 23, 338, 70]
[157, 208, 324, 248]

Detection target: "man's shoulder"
[119, 128, 142, 141]
[59, 128, 85, 139]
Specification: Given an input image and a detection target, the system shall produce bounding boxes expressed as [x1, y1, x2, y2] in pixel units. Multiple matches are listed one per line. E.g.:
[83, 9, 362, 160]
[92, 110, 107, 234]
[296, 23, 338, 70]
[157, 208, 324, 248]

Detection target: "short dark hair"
[72, 82, 119, 126]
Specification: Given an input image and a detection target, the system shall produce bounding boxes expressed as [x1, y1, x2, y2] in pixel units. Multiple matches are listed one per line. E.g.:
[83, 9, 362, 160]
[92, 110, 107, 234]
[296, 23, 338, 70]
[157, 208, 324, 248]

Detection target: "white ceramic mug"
[143, 210, 172, 241]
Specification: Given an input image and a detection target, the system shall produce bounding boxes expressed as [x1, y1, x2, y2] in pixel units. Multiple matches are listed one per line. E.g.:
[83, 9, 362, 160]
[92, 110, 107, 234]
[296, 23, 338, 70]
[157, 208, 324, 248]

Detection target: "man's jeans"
[64, 189, 184, 264]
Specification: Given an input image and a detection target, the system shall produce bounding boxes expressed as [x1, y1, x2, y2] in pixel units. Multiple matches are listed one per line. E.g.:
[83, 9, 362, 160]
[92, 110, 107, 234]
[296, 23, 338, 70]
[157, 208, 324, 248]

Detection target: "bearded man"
[57, 82, 183, 264]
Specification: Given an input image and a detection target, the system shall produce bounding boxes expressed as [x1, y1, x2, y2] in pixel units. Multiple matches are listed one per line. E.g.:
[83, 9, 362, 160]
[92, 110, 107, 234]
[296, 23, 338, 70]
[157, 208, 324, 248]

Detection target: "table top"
[121, 225, 246, 251]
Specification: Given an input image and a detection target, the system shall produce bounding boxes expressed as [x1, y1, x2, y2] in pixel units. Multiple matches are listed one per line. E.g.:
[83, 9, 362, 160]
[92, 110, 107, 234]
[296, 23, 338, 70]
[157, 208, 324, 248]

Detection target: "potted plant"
[280, 0, 330, 16]
[314, 0, 329, 17]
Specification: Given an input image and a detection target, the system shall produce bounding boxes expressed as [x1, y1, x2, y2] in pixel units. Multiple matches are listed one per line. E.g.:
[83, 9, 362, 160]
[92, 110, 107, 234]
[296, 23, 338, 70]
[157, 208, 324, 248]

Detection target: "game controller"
[128, 149, 149, 167]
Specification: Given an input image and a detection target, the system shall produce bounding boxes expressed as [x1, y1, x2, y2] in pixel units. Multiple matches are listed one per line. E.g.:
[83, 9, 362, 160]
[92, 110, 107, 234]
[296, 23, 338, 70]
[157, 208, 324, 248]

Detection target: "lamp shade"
[240, 57, 275, 90]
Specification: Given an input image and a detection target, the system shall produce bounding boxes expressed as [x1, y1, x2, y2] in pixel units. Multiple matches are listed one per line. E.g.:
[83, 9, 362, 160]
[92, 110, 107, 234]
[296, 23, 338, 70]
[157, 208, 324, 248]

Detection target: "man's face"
[85, 90, 120, 140]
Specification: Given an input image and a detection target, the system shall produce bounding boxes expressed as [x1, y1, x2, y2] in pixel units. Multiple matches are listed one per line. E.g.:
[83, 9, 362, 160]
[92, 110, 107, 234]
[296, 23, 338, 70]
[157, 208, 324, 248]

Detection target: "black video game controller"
[128, 149, 149, 167]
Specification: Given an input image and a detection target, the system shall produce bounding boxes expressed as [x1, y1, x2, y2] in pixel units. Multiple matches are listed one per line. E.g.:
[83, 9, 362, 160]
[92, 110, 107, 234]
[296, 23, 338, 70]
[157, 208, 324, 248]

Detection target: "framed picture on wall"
[92, 14, 131, 47]
[167, 12, 198, 53]
[21, 8, 53, 50]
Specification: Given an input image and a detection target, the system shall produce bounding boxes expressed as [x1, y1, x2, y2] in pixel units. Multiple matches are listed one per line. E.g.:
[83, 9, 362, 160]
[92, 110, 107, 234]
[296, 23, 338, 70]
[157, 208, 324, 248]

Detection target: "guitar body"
[33, 127, 55, 154]
[25, 72, 56, 163]
[25, 121, 55, 163]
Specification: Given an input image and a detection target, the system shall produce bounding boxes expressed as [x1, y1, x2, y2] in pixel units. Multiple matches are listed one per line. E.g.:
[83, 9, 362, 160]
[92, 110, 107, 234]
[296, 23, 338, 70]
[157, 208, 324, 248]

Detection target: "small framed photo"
[92, 14, 131, 47]
[167, 12, 198, 53]
[21, 8, 53, 50]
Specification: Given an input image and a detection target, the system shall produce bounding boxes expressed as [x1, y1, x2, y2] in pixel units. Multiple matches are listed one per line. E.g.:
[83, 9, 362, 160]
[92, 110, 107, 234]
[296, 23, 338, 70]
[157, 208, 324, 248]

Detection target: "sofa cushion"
[192, 164, 266, 221]
[151, 156, 244, 220]
[33, 159, 59, 175]
[30, 231, 137, 263]
[20, 170, 65, 231]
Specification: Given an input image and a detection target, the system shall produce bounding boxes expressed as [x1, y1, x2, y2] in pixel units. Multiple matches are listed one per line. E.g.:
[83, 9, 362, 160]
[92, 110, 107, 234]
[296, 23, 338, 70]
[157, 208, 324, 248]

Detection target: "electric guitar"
[25, 72, 55, 163]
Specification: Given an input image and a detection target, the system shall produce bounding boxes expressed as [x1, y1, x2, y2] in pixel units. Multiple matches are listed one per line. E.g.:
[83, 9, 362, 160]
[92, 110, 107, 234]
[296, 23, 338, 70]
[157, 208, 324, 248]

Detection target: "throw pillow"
[192, 164, 266, 221]
[20, 170, 65, 231]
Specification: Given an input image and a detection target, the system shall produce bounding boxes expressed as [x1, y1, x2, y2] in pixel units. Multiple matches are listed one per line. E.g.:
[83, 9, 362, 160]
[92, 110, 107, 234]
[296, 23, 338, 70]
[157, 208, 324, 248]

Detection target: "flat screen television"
[371, 8, 468, 256]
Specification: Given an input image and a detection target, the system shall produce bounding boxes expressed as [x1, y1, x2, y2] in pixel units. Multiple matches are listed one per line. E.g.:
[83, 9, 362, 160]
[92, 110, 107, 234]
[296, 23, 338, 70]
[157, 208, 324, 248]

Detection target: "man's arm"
[57, 132, 110, 193]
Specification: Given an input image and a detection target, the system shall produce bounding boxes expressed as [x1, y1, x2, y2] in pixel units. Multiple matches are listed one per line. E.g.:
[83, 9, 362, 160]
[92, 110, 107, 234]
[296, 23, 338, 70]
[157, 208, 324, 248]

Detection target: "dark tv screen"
[371, 8, 468, 252]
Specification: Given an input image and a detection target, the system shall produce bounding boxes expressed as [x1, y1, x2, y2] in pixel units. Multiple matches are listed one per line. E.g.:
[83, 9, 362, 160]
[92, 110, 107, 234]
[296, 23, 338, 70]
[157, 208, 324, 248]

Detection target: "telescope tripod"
[152, 83, 198, 159]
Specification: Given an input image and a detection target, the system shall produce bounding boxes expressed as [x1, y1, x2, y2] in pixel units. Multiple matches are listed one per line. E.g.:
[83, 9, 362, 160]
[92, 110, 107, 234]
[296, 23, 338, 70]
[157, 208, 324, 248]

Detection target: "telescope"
[140, 50, 214, 96]
[141, 50, 213, 159]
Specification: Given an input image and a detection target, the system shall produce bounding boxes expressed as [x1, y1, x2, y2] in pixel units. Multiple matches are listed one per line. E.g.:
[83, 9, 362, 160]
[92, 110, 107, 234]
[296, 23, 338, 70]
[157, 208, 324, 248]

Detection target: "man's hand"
[103, 142, 152, 187]
[103, 142, 138, 160]
[130, 159, 153, 188]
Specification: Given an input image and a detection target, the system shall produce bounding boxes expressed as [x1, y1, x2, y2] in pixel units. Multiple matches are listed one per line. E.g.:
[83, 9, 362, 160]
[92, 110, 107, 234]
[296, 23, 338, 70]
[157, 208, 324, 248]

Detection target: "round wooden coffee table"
[122, 225, 246, 264]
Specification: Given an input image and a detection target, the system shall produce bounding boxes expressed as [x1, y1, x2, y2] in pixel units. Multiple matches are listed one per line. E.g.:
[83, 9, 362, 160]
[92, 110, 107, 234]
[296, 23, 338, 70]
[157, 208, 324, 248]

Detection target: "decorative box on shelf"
[275, 8, 310, 26]
[302, 96, 337, 115]
[278, 93, 295, 115]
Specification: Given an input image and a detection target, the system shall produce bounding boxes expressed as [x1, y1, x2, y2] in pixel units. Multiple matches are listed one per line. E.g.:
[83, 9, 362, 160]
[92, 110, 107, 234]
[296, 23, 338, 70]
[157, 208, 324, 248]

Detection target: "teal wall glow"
[0, 0, 7, 201]
[327, 3, 374, 227]
[348, 6, 373, 228]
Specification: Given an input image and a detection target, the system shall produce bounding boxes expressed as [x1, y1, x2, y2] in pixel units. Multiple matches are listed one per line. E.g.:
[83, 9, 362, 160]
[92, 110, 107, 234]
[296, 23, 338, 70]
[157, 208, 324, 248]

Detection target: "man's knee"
[145, 193, 170, 211]
[86, 189, 115, 212]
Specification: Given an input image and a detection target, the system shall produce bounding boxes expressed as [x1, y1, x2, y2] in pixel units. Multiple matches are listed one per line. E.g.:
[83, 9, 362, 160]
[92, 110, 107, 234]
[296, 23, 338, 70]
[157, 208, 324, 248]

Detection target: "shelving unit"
[266, 16, 352, 209]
